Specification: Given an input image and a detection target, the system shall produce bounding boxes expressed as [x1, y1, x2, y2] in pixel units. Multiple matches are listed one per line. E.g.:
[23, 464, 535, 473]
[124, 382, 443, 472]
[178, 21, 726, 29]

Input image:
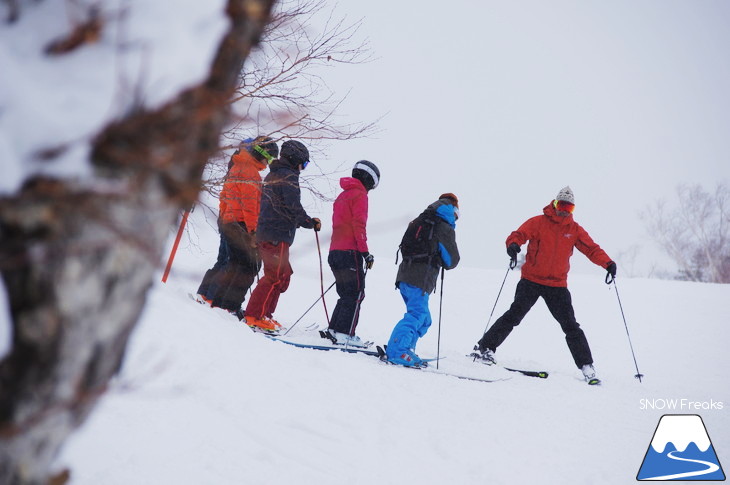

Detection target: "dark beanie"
[280, 140, 309, 168]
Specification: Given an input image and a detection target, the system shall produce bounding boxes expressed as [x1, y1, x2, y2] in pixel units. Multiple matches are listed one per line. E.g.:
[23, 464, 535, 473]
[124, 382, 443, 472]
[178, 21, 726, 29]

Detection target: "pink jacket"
[329, 177, 369, 253]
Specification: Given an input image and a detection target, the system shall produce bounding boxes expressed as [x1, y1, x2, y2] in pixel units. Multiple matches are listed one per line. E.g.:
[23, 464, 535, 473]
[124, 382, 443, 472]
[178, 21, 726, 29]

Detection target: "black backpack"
[396, 211, 439, 265]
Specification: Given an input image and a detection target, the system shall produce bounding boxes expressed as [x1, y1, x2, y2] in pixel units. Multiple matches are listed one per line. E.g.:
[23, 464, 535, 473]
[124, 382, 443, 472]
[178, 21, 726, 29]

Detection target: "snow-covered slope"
[54, 215, 730, 485]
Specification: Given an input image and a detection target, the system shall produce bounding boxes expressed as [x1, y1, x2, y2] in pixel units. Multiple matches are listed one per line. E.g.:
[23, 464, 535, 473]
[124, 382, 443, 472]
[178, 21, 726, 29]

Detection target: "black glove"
[362, 252, 375, 270]
[312, 217, 322, 232]
[606, 261, 617, 278]
[506, 243, 521, 264]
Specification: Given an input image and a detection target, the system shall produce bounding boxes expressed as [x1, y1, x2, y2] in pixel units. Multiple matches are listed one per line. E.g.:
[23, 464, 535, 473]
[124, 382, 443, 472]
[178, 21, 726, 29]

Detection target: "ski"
[248, 325, 280, 337]
[374, 345, 441, 367]
[188, 292, 209, 305]
[469, 351, 549, 379]
[376, 346, 502, 383]
[317, 330, 373, 346]
[503, 367, 549, 379]
[587, 378, 601, 386]
[425, 370, 507, 384]
[266, 334, 380, 356]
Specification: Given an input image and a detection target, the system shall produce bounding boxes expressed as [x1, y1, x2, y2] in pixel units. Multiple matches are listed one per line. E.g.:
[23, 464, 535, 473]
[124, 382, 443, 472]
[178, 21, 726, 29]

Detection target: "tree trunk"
[0, 1, 275, 483]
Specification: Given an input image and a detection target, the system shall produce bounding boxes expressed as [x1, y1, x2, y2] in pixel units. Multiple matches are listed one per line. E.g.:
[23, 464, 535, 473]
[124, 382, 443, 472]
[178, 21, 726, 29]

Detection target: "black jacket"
[256, 160, 313, 245]
[396, 199, 460, 293]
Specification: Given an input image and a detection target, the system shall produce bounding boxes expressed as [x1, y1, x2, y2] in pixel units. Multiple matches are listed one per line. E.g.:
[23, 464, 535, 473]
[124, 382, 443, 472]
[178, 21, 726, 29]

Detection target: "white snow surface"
[0, 0, 228, 194]
[51, 208, 730, 485]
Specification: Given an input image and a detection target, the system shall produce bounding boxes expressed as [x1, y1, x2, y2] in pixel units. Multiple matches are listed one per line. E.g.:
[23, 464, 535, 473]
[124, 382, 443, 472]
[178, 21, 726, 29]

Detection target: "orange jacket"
[506, 203, 612, 287]
[219, 151, 267, 231]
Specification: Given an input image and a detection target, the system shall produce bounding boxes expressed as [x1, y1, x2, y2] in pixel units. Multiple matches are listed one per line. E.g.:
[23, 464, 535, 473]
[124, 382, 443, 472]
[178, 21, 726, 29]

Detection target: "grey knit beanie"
[555, 186, 575, 204]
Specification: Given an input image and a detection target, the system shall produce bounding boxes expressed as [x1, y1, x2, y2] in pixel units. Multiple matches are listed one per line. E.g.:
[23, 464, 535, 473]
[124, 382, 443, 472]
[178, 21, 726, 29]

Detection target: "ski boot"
[470, 345, 497, 365]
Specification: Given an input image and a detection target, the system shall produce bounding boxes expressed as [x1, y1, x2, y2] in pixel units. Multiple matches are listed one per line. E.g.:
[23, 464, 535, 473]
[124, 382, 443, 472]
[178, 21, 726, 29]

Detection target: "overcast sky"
[296, 1, 730, 276]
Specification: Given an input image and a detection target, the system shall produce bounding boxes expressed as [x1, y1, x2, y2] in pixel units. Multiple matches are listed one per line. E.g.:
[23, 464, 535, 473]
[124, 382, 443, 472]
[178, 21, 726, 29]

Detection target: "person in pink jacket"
[325, 161, 380, 347]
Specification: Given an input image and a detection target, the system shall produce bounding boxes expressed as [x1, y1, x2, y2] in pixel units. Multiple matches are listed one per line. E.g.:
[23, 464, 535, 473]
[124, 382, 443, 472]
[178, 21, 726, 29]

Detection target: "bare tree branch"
[641, 182, 730, 283]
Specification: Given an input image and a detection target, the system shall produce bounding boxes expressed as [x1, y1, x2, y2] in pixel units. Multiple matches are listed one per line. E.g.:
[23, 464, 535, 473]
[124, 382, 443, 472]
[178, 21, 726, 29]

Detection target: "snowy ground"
[54, 210, 730, 485]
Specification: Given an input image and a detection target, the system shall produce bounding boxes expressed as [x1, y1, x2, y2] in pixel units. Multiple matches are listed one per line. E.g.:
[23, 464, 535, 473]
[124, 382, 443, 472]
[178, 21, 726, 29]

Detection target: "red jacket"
[329, 177, 369, 253]
[219, 151, 267, 231]
[507, 203, 612, 287]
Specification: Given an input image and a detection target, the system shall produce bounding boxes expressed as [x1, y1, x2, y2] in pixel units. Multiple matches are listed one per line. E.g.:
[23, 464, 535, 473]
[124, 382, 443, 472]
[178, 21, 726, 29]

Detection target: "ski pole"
[436, 267, 445, 369]
[315, 229, 330, 325]
[481, 260, 515, 335]
[608, 275, 644, 382]
[283, 281, 336, 336]
[162, 205, 193, 283]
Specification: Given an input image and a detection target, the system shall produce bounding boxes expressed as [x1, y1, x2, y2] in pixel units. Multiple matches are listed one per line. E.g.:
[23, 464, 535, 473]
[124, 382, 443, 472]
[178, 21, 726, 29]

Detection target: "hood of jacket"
[268, 159, 299, 176]
[339, 176, 366, 192]
[542, 202, 574, 226]
[435, 204, 457, 228]
[231, 149, 267, 172]
[426, 200, 457, 228]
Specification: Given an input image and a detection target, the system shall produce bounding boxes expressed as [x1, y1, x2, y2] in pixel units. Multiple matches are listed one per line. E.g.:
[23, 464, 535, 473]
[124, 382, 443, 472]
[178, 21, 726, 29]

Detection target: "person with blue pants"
[386, 194, 460, 366]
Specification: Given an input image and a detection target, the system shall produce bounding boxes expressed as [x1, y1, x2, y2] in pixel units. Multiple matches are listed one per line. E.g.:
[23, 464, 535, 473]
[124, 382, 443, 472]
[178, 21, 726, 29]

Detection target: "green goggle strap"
[253, 144, 274, 164]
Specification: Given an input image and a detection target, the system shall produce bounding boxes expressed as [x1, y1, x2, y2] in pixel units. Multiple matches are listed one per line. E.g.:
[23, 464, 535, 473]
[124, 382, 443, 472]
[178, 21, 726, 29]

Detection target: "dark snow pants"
[215, 222, 261, 312]
[327, 250, 366, 335]
[477, 278, 593, 368]
[197, 221, 230, 302]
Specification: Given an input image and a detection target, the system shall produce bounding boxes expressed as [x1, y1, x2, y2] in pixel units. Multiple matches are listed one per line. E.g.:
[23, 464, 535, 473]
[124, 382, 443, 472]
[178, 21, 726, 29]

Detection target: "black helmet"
[352, 160, 380, 190]
[280, 140, 310, 169]
[249, 136, 278, 163]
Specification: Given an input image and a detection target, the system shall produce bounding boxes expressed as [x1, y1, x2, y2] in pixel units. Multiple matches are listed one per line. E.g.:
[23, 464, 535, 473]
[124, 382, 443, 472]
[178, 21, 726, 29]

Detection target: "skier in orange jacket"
[197, 136, 277, 318]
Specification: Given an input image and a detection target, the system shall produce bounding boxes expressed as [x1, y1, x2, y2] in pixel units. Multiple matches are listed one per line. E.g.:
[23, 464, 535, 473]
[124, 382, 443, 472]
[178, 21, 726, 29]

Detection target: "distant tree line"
[642, 182, 729, 284]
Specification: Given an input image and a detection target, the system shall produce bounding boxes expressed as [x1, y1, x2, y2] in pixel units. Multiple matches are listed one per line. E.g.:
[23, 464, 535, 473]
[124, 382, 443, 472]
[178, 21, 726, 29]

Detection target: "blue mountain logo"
[637, 414, 725, 481]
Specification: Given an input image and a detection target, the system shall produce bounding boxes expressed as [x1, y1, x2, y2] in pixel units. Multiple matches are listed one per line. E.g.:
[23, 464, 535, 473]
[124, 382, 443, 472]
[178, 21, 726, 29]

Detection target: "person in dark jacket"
[385, 194, 460, 366]
[471, 186, 617, 383]
[243, 140, 321, 332]
[325, 160, 380, 347]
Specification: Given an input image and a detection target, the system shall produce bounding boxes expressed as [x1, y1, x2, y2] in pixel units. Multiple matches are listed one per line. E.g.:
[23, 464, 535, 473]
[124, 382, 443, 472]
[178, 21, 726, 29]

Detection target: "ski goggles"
[253, 144, 275, 164]
[553, 199, 575, 214]
[301, 159, 310, 170]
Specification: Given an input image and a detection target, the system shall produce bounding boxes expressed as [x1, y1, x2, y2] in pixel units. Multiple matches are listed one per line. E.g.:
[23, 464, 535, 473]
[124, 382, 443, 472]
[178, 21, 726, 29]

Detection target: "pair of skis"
[263, 331, 602, 385]
[265, 333, 549, 383]
[255, 326, 601, 384]
[188, 293, 584, 384]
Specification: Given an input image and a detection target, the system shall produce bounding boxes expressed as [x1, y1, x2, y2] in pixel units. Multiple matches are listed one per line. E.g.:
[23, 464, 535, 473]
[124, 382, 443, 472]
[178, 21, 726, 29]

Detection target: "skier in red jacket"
[471, 186, 617, 383]
[324, 161, 380, 347]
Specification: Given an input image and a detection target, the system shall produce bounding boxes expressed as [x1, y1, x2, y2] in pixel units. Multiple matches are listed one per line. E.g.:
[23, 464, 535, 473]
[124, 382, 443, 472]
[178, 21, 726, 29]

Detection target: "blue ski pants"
[386, 283, 432, 359]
